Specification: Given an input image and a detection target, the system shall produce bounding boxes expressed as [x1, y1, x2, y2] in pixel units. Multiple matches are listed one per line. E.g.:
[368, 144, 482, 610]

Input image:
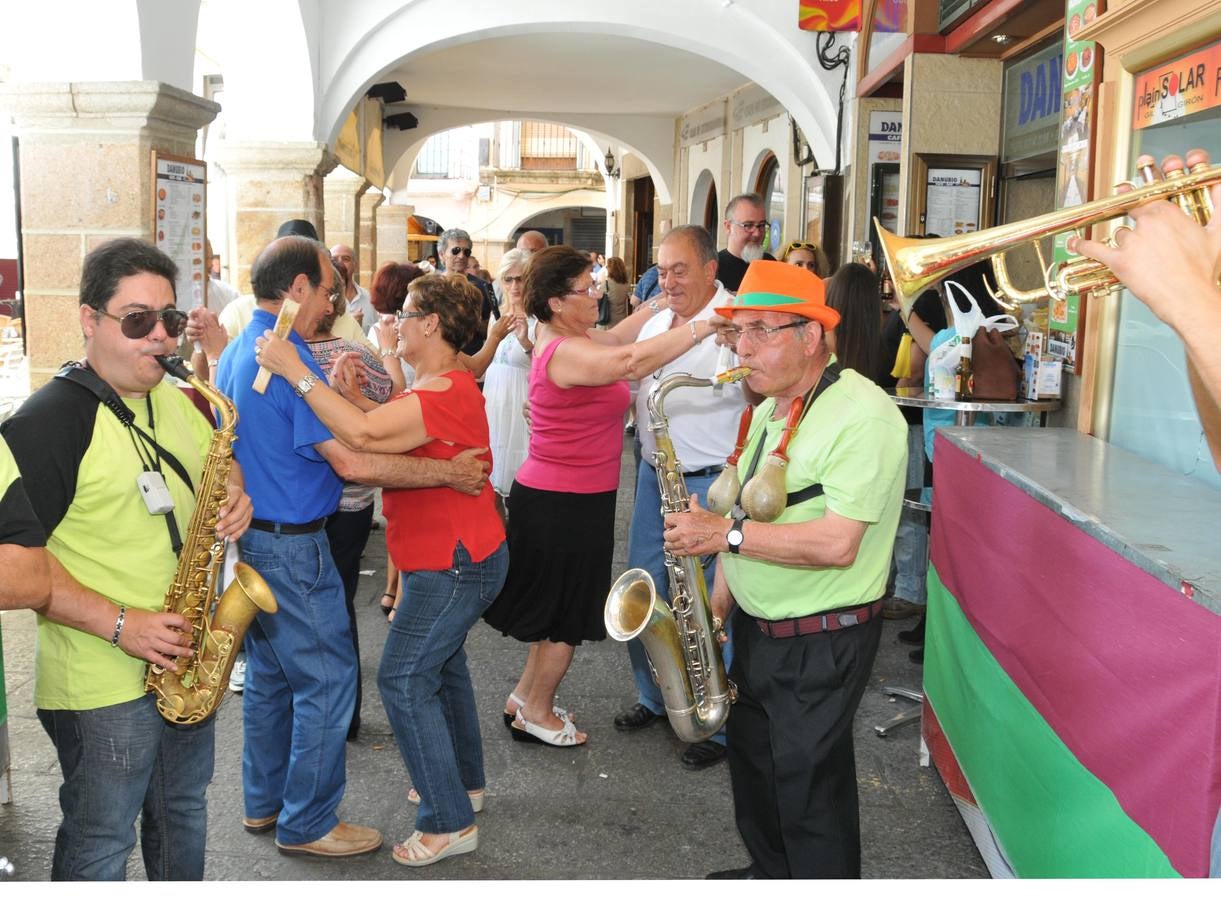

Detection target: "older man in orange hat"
[663, 260, 907, 879]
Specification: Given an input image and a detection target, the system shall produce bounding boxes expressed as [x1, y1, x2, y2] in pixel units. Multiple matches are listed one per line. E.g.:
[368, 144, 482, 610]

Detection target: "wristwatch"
[726, 516, 746, 554]
[647, 297, 661, 313]
[293, 373, 320, 398]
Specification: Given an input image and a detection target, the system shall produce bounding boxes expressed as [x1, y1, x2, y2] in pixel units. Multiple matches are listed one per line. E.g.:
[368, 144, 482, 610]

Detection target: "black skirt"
[482, 481, 616, 645]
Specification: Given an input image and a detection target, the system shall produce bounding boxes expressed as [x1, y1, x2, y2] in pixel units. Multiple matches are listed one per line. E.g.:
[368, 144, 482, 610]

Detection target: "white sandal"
[502, 691, 572, 728]
[508, 709, 585, 747]
[391, 827, 478, 867]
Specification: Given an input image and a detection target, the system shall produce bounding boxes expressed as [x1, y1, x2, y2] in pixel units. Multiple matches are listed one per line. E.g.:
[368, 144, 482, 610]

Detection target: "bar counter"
[922, 426, 1221, 878]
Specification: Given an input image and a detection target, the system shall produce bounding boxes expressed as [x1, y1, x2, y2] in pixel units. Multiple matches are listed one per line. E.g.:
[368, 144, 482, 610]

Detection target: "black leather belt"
[249, 517, 326, 535]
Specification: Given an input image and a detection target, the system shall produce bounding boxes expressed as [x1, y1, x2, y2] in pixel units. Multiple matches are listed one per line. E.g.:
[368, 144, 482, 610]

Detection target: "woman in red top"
[256, 274, 509, 868]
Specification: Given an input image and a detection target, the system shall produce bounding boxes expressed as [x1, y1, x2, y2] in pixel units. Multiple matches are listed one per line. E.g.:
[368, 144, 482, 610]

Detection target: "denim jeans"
[625, 459, 733, 746]
[326, 502, 375, 736]
[238, 527, 356, 845]
[379, 541, 508, 834]
[892, 423, 929, 605]
[37, 694, 215, 881]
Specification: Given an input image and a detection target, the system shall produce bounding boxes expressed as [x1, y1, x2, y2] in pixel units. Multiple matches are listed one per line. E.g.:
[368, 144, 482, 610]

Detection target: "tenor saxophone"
[604, 366, 749, 743]
[145, 355, 278, 725]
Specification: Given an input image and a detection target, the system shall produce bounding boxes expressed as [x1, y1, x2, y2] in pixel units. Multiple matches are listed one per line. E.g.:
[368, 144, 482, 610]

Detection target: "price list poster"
[151, 152, 207, 314]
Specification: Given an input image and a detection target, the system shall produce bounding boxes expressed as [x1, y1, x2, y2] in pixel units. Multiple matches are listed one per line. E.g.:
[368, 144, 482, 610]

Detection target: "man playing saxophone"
[662, 261, 906, 879]
[0, 239, 253, 880]
[612, 225, 747, 771]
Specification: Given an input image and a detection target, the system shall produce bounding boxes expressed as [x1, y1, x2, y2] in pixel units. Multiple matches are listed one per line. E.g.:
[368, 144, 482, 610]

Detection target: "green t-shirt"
[720, 368, 908, 620]
[2, 378, 212, 710]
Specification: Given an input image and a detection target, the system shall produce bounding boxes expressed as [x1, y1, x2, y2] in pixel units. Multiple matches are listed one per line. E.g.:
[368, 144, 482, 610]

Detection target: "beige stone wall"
[323, 168, 366, 260]
[899, 54, 1003, 231]
[0, 81, 218, 385]
[357, 190, 384, 286]
[375, 204, 412, 275]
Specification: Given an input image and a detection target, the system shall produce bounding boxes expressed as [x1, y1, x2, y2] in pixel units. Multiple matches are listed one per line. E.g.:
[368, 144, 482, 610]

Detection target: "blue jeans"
[892, 423, 929, 605]
[625, 459, 733, 746]
[238, 527, 355, 845]
[379, 541, 508, 834]
[37, 694, 215, 881]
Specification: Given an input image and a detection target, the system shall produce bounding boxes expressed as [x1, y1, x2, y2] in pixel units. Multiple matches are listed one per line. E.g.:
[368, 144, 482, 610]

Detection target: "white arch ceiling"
[308, 0, 843, 188]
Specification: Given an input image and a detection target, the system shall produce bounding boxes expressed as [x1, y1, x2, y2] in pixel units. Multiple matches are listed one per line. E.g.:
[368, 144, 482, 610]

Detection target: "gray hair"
[498, 248, 531, 280]
[438, 227, 471, 253]
[724, 192, 765, 220]
[662, 225, 717, 265]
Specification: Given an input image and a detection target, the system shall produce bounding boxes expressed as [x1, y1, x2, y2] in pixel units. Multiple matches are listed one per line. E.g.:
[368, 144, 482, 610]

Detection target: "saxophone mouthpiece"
[156, 355, 192, 381]
[715, 366, 751, 385]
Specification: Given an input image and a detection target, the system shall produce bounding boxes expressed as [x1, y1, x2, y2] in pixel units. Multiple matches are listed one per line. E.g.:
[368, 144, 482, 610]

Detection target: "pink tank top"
[515, 336, 630, 494]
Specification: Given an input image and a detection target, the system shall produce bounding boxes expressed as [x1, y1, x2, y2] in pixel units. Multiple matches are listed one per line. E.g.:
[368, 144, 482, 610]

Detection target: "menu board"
[925, 168, 982, 236]
[152, 152, 207, 313]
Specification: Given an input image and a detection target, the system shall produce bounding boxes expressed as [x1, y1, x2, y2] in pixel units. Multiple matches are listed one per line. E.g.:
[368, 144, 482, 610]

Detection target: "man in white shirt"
[329, 244, 376, 327]
[612, 225, 748, 771]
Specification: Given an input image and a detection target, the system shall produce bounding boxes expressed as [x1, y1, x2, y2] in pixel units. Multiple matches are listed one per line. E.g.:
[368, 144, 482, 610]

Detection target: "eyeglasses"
[96, 306, 188, 340]
[721, 321, 807, 344]
[565, 284, 601, 299]
[448, 246, 473, 257]
[396, 309, 429, 321]
[502, 275, 524, 285]
[730, 220, 769, 233]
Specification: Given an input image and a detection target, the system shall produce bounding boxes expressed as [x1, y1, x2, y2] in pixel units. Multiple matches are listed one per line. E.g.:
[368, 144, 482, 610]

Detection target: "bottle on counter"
[954, 335, 974, 401]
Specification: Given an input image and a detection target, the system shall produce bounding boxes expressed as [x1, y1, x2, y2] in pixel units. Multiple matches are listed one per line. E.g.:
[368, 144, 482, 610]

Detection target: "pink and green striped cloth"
[924, 436, 1221, 877]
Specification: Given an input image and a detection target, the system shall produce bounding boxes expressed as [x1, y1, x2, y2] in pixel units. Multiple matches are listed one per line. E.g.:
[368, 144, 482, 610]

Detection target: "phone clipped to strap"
[252, 298, 300, 394]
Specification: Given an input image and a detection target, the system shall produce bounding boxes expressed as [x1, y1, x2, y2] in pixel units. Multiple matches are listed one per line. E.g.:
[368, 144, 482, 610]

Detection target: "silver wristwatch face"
[296, 374, 317, 396]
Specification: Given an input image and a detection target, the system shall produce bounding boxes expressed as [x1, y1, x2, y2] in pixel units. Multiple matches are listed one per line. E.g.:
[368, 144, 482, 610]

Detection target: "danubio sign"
[1002, 42, 1063, 162]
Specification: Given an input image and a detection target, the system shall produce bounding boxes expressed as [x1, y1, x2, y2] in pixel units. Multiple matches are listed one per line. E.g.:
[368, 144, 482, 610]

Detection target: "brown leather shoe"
[243, 812, 279, 834]
[275, 822, 383, 858]
[882, 597, 922, 620]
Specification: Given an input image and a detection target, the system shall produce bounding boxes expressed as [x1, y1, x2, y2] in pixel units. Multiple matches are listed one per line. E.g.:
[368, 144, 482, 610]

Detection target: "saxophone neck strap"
[56, 363, 195, 555]
[737, 362, 841, 516]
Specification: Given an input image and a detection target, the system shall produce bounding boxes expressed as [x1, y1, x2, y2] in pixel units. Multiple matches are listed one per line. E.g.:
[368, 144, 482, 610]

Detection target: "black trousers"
[726, 608, 883, 879]
[325, 503, 375, 736]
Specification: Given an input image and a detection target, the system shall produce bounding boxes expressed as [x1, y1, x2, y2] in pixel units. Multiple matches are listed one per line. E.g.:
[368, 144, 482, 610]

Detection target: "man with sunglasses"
[215, 235, 490, 860]
[0, 238, 254, 880]
[662, 261, 906, 879]
[437, 227, 498, 360]
[718, 193, 776, 293]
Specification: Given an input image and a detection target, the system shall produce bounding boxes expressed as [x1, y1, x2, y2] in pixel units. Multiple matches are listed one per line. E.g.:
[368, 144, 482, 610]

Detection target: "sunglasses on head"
[785, 241, 818, 253]
[449, 246, 473, 257]
[97, 306, 188, 340]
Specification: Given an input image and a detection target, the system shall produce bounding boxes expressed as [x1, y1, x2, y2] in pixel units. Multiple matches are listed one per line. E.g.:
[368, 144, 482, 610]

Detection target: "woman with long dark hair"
[825, 262, 883, 383]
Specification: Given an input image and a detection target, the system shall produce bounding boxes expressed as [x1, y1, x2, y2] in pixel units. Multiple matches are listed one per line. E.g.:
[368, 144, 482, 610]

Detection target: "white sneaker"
[228, 657, 247, 693]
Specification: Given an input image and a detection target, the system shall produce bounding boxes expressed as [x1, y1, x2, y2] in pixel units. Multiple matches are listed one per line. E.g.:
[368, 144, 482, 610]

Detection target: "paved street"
[0, 437, 986, 881]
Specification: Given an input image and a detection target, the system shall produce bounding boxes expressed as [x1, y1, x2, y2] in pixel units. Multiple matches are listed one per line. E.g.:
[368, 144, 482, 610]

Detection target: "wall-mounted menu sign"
[151, 152, 207, 314]
[925, 168, 981, 237]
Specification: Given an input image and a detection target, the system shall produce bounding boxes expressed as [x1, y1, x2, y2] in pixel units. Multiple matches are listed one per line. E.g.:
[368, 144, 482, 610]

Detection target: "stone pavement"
[0, 437, 986, 881]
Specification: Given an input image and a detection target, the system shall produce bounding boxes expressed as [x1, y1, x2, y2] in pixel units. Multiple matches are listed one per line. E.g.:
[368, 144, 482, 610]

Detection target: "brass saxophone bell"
[741, 454, 788, 523]
[705, 467, 741, 517]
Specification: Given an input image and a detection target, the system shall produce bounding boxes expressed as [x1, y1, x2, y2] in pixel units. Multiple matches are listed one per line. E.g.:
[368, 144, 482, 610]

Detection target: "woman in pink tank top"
[483, 245, 722, 747]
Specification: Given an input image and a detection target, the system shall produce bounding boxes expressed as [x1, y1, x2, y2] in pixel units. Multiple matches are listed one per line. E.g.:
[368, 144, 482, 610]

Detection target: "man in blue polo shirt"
[216, 236, 488, 859]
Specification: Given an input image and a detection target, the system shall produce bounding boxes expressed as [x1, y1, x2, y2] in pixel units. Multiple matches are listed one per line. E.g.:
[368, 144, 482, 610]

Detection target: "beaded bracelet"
[110, 606, 127, 647]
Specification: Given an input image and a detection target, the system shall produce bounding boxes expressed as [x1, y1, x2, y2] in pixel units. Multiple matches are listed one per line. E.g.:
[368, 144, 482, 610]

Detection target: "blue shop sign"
[1002, 42, 1063, 162]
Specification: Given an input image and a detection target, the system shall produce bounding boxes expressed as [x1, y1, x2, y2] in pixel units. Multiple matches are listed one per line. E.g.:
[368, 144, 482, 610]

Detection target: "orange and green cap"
[715, 259, 840, 332]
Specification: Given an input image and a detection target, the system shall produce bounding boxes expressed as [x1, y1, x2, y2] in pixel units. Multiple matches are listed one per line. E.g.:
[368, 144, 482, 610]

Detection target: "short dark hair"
[371, 262, 423, 314]
[410, 274, 482, 350]
[80, 239, 178, 311]
[524, 245, 591, 322]
[662, 225, 717, 265]
[250, 237, 324, 301]
[724, 192, 765, 219]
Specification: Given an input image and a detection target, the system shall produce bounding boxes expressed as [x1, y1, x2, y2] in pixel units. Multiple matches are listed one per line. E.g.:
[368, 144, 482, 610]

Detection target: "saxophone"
[604, 366, 750, 743]
[145, 355, 278, 725]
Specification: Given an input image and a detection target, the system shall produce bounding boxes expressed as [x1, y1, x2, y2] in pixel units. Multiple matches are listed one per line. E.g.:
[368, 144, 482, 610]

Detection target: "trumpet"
[876, 151, 1218, 317]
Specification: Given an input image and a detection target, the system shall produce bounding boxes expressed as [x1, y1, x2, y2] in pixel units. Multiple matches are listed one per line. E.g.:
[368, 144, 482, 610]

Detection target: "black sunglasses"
[97, 307, 188, 340]
[449, 246, 473, 257]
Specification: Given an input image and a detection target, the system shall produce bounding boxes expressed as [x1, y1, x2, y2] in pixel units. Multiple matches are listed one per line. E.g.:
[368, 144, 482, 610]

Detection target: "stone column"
[323, 167, 368, 261]
[0, 81, 219, 385]
[375, 203, 412, 273]
[213, 141, 334, 293]
[357, 188, 385, 286]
